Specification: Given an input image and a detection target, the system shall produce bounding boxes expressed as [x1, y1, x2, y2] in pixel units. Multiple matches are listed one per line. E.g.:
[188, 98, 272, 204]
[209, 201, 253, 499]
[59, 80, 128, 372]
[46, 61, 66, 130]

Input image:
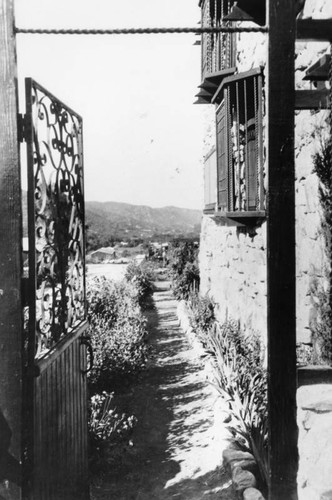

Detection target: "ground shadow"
[90, 282, 233, 500]
[163, 466, 234, 500]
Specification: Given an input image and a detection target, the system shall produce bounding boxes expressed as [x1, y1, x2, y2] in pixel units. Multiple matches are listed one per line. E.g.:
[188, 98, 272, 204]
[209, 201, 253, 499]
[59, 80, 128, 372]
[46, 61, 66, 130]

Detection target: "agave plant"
[206, 320, 269, 491]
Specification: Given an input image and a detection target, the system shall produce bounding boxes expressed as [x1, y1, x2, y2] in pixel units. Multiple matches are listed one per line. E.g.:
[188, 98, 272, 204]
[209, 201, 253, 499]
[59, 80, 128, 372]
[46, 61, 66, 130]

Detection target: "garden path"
[91, 280, 235, 500]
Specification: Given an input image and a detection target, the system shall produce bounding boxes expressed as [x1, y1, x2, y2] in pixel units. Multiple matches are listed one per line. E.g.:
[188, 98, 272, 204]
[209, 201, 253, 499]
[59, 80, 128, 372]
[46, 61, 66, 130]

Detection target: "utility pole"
[0, 0, 23, 498]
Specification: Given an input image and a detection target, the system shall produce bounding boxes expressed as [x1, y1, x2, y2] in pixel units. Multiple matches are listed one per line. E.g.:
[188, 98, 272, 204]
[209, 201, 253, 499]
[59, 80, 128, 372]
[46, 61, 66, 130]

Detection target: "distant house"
[89, 247, 116, 262]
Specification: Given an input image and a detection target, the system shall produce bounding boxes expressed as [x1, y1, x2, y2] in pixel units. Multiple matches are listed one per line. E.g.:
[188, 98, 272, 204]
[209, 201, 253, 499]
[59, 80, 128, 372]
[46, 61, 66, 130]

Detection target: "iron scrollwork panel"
[26, 79, 86, 358]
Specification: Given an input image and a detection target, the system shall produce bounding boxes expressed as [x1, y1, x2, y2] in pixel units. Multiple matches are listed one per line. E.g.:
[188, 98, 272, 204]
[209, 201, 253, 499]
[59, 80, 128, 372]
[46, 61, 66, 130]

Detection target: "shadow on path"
[91, 282, 234, 500]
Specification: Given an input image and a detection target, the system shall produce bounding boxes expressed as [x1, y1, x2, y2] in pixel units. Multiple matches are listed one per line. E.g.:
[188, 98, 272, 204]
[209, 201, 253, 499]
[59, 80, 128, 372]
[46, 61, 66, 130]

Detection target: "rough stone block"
[320, 491, 332, 500]
[223, 449, 257, 475]
[302, 410, 317, 431]
[303, 0, 332, 19]
[298, 385, 332, 410]
[298, 485, 321, 500]
[303, 400, 332, 413]
[232, 466, 256, 494]
[297, 385, 332, 497]
[243, 487, 266, 500]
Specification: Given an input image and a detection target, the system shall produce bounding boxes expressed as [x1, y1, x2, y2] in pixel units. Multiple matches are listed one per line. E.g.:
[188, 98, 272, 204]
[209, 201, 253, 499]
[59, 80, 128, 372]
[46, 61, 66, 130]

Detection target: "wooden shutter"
[216, 99, 228, 211]
[246, 117, 257, 210]
[204, 148, 217, 209]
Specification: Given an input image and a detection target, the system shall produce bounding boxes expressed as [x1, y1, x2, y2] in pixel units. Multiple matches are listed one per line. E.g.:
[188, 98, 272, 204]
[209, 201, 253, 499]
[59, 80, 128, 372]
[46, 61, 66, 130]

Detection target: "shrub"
[88, 391, 137, 472]
[168, 241, 198, 276]
[312, 139, 332, 364]
[168, 242, 200, 300]
[296, 342, 314, 366]
[124, 260, 155, 308]
[309, 277, 332, 364]
[206, 321, 268, 492]
[187, 292, 215, 344]
[87, 276, 148, 393]
[171, 262, 200, 300]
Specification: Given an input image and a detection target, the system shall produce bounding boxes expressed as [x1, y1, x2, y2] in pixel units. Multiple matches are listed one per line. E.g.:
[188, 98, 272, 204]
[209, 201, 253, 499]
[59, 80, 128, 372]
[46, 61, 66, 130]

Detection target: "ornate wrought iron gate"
[22, 79, 90, 500]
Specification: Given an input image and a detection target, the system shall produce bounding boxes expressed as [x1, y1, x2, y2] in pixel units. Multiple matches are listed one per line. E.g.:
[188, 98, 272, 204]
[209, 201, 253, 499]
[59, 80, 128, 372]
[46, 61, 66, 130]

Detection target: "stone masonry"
[198, 2, 332, 496]
[199, 0, 331, 346]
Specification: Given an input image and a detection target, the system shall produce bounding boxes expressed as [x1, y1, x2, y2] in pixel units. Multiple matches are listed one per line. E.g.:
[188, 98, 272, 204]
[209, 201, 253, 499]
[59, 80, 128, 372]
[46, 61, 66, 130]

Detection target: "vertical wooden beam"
[0, 0, 23, 498]
[266, 1, 298, 499]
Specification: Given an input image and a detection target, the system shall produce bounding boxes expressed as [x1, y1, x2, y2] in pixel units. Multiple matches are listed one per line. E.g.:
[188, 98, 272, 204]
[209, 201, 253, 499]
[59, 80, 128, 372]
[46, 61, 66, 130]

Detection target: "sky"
[15, 0, 206, 209]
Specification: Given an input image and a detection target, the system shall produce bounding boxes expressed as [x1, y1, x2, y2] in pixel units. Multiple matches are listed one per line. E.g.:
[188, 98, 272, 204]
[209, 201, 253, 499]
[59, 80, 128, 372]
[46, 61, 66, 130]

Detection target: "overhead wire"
[15, 26, 268, 35]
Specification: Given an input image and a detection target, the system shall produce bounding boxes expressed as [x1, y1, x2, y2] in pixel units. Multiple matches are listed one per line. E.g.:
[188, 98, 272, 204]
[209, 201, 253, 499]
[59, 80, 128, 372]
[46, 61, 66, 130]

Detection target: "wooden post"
[266, 1, 298, 499]
[0, 0, 23, 498]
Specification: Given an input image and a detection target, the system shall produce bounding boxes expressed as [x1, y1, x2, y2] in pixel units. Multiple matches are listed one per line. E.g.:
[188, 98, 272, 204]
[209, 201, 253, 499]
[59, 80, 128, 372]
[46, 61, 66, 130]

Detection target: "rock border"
[176, 299, 266, 500]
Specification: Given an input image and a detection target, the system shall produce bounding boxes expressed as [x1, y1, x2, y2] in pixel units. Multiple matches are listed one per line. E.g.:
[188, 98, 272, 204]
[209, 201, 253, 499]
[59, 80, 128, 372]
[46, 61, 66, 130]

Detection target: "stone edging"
[176, 299, 266, 500]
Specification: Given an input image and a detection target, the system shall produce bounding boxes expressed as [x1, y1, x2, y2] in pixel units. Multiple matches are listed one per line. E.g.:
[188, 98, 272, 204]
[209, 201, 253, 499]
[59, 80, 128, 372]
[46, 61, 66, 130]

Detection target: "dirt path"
[91, 281, 235, 500]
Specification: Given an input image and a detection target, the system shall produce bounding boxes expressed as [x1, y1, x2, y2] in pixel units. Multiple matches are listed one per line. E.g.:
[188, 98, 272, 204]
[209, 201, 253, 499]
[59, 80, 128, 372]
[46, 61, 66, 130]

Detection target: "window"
[203, 148, 217, 211]
[200, 0, 237, 81]
[214, 69, 264, 217]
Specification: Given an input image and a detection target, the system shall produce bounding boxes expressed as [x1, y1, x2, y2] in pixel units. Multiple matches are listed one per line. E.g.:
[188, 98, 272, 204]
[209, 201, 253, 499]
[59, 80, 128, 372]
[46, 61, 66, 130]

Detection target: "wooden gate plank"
[75, 340, 81, 482]
[33, 338, 89, 499]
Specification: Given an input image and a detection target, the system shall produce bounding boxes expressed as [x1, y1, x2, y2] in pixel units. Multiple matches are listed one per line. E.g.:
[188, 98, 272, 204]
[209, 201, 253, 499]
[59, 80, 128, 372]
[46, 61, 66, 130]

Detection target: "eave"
[211, 67, 263, 105]
[194, 67, 236, 104]
[303, 53, 331, 81]
[225, 0, 265, 26]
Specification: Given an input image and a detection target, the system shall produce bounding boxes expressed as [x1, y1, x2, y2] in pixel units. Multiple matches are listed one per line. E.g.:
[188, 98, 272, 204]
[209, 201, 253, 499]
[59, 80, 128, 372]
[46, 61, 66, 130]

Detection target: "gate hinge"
[18, 113, 28, 143]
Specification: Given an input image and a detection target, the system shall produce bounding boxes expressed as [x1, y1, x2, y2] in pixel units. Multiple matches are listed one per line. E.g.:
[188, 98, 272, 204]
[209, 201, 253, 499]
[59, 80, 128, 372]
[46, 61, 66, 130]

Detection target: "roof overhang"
[303, 53, 330, 81]
[224, 0, 266, 26]
[194, 67, 236, 104]
[211, 66, 263, 105]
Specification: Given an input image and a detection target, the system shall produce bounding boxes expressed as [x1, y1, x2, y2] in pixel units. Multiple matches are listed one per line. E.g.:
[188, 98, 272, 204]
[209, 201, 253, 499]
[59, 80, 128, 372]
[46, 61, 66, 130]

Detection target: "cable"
[15, 26, 268, 36]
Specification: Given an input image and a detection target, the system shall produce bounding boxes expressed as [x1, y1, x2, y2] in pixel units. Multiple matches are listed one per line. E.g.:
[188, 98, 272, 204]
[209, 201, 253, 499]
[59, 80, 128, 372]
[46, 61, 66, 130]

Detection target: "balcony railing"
[195, 0, 237, 104]
[201, 0, 237, 82]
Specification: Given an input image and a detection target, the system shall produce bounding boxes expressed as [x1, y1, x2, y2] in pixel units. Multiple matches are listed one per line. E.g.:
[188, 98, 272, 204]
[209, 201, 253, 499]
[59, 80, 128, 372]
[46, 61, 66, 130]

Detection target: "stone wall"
[199, 0, 331, 345]
[297, 384, 332, 499]
[200, 217, 267, 341]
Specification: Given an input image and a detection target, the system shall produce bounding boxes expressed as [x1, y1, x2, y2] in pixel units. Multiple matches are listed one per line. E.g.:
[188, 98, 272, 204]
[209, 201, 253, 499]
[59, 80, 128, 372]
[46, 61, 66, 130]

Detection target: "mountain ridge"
[85, 200, 202, 249]
[21, 193, 202, 249]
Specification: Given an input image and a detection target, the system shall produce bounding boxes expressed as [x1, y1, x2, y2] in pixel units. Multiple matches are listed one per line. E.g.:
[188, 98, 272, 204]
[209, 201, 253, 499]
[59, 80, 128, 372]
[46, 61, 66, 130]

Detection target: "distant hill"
[86, 201, 202, 249]
[21, 193, 202, 249]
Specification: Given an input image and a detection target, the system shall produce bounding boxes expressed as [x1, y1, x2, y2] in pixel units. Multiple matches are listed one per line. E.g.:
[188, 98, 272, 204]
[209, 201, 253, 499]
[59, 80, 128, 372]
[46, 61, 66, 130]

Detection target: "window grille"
[215, 70, 264, 214]
[200, 0, 237, 81]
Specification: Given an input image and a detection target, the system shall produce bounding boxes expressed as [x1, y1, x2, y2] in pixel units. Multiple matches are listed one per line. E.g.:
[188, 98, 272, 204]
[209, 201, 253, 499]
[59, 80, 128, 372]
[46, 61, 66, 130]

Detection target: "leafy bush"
[168, 241, 198, 276]
[296, 342, 314, 366]
[309, 277, 332, 364]
[168, 242, 200, 300]
[187, 292, 215, 344]
[87, 276, 148, 393]
[88, 391, 137, 472]
[172, 262, 200, 300]
[312, 140, 332, 364]
[124, 260, 155, 308]
[206, 321, 268, 492]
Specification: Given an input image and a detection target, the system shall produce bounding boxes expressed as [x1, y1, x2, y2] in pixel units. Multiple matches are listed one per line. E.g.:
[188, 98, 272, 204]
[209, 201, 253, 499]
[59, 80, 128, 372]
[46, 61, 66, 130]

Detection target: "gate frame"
[0, 0, 23, 498]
